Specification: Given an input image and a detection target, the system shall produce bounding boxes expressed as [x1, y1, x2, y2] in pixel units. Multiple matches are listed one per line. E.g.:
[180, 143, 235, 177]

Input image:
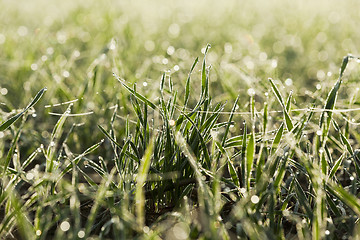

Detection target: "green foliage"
[2, 1, 360, 239]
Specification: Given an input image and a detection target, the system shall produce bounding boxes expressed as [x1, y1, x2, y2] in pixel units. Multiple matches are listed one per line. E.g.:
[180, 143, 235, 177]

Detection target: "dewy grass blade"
[184, 57, 199, 107]
[246, 131, 255, 190]
[241, 121, 247, 187]
[319, 55, 354, 128]
[135, 140, 153, 228]
[0, 87, 46, 131]
[46, 104, 71, 173]
[201, 44, 211, 99]
[98, 125, 122, 148]
[268, 78, 284, 107]
[269, 78, 293, 131]
[222, 96, 239, 146]
[59, 140, 104, 178]
[160, 73, 165, 94]
[181, 110, 211, 168]
[271, 123, 284, 155]
[114, 73, 157, 110]
[329, 154, 344, 179]
[327, 182, 360, 216]
[216, 141, 240, 187]
[3, 125, 22, 174]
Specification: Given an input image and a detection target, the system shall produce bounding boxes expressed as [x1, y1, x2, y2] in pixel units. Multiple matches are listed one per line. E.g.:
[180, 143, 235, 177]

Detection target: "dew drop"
[78, 230, 85, 238]
[285, 78, 293, 86]
[251, 195, 260, 204]
[26, 172, 34, 180]
[60, 221, 70, 231]
[31, 63, 38, 71]
[247, 88, 255, 96]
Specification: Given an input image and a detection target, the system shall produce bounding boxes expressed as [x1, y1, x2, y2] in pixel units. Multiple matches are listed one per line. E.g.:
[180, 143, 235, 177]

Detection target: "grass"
[2, 0, 360, 239]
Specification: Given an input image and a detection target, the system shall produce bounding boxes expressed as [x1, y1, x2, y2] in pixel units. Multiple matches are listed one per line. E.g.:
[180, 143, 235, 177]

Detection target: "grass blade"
[184, 57, 199, 107]
[269, 78, 293, 131]
[246, 132, 255, 190]
[0, 87, 46, 131]
[114, 73, 157, 110]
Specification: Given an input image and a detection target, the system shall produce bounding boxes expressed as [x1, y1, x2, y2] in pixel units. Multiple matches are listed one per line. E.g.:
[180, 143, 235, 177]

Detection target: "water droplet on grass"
[0, 88, 8, 95]
[31, 63, 38, 71]
[77, 230, 85, 238]
[143, 226, 150, 233]
[251, 195, 260, 204]
[247, 88, 255, 96]
[285, 78, 293, 86]
[271, 59, 278, 68]
[167, 46, 175, 55]
[26, 172, 34, 180]
[62, 70, 70, 78]
[60, 221, 70, 231]
[162, 58, 168, 65]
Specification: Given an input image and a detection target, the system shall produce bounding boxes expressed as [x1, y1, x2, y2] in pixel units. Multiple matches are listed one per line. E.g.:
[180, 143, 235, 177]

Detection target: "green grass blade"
[216, 141, 240, 188]
[135, 140, 153, 228]
[269, 78, 293, 131]
[319, 56, 349, 128]
[271, 123, 284, 155]
[114, 73, 157, 110]
[246, 132, 255, 190]
[328, 182, 360, 216]
[98, 125, 122, 148]
[201, 44, 211, 99]
[241, 121, 247, 187]
[0, 87, 46, 131]
[268, 78, 285, 107]
[329, 154, 344, 179]
[184, 57, 199, 107]
[3, 126, 22, 174]
[221, 96, 239, 146]
[46, 104, 71, 173]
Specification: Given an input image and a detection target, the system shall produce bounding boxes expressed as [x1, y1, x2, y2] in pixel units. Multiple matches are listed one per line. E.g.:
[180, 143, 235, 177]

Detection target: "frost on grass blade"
[0, 87, 46, 131]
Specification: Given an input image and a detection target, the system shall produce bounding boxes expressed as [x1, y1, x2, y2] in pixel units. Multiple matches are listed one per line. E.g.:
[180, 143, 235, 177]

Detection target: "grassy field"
[2, 0, 360, 239]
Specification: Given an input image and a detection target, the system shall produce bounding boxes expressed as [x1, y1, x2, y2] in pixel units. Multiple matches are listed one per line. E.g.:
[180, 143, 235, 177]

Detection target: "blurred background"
[1, 0, 360, 154]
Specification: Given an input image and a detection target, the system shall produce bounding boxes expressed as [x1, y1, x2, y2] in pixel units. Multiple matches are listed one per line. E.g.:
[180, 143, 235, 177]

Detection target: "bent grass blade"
[0, 87, 46, 131]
